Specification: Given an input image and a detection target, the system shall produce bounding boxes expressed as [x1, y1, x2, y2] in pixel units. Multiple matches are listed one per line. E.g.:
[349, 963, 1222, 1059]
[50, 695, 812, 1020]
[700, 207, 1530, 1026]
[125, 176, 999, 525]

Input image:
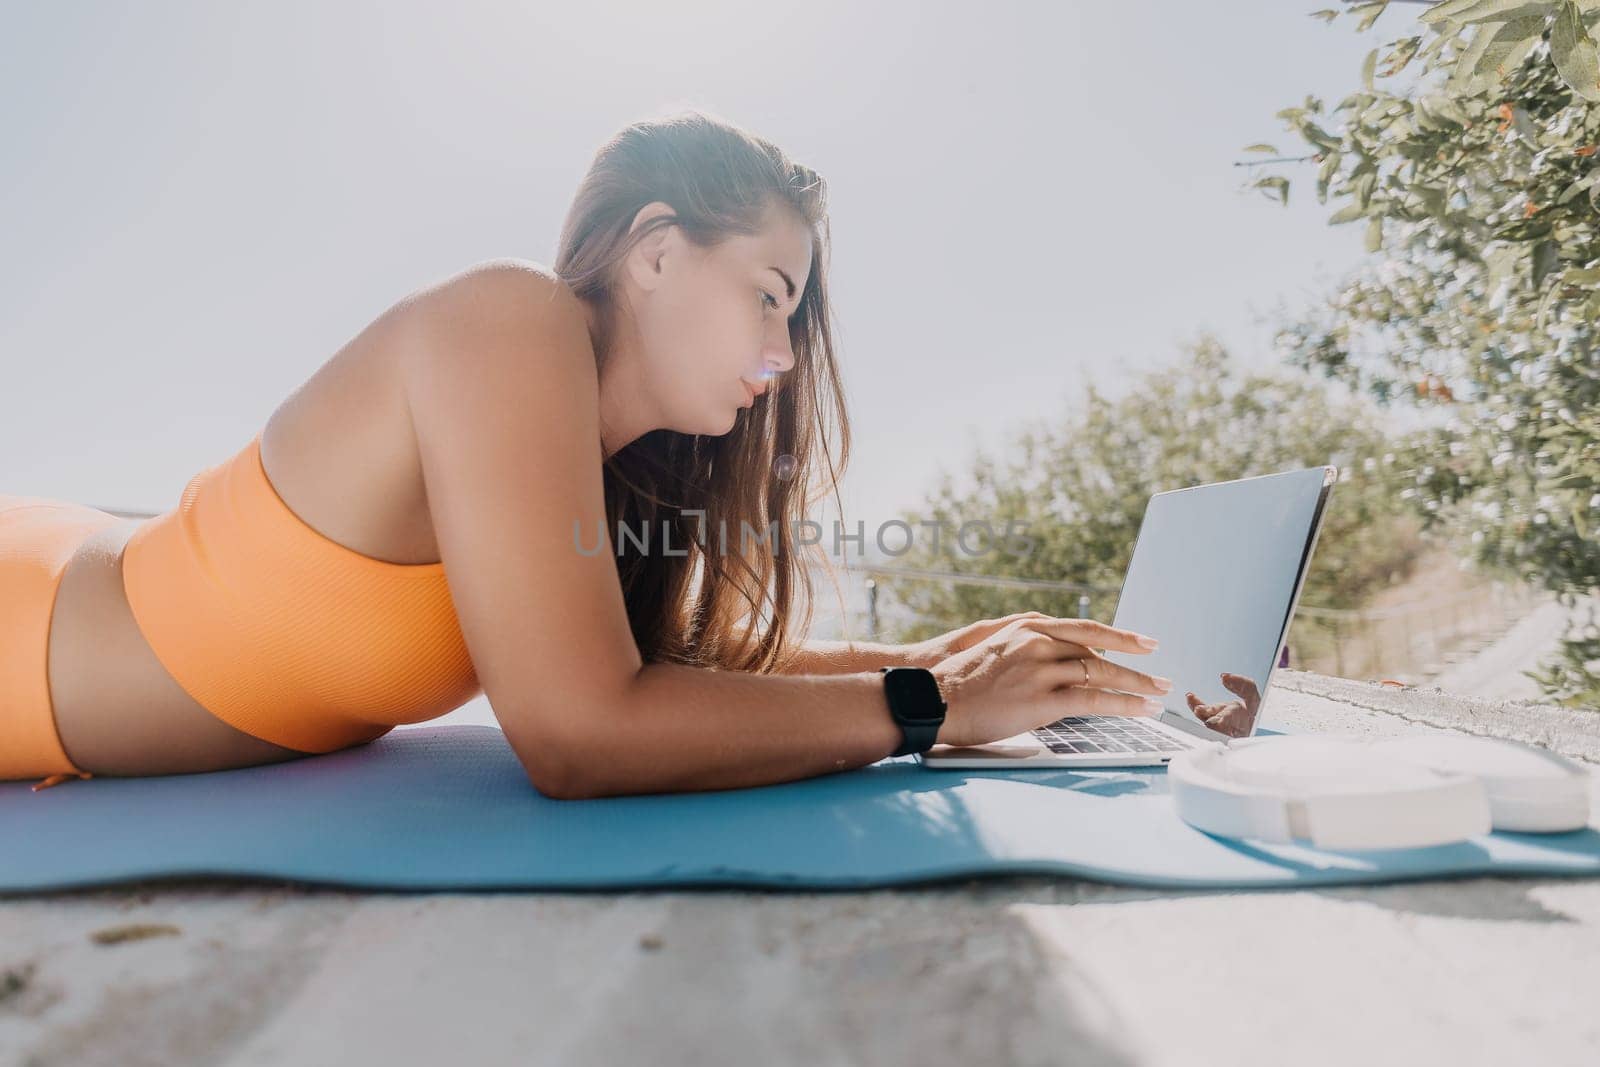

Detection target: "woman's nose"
[763, 336, 796, 378]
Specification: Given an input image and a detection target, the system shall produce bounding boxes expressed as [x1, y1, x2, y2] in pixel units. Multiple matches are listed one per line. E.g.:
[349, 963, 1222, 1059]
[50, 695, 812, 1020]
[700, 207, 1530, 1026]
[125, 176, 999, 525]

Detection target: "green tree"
[881, 339, 1427, 670]
[1247, 0, 1600, 709]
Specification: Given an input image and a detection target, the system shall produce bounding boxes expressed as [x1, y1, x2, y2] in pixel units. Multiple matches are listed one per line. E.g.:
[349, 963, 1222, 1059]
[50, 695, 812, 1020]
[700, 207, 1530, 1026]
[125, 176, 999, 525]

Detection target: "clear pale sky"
[2, 1, 1422, 529]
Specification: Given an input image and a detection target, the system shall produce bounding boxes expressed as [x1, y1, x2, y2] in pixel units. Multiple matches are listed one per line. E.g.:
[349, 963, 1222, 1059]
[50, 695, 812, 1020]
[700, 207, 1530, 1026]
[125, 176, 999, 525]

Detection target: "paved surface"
[3, 673, 1598, 1067]
[1431, 592, 1600, 703]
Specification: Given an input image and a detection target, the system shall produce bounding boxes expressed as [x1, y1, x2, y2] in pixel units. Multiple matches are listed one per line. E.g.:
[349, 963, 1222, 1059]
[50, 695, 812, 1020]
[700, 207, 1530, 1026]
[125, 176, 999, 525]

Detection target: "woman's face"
[619, 201, 813, 436]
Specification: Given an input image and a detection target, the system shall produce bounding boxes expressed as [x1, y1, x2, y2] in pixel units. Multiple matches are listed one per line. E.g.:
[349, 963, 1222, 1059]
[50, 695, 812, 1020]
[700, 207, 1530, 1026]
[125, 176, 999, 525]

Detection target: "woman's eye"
[760, 290, 779, 312]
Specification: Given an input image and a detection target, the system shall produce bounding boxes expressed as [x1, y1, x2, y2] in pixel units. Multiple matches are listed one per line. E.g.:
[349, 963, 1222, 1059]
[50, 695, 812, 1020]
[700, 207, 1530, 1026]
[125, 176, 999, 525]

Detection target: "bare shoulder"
[403, 258, 591, 351]
[398, 257, 599, 443]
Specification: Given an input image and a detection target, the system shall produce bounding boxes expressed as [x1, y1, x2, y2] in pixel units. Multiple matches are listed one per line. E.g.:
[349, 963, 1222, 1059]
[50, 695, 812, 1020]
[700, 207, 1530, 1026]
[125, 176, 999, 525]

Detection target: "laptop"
[921, 465, 1337, 769]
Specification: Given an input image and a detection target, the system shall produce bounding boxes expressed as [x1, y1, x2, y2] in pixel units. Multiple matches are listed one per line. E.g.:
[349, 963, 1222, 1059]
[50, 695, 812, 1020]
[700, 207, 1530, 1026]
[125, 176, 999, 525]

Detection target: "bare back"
[49, 279, 448, 776]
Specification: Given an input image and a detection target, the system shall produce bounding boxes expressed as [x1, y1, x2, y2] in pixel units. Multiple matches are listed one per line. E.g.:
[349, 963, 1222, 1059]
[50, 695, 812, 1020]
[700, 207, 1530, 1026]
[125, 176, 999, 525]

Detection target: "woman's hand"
[905, 611, 1079, 668]
[928, 612, 1171, 749]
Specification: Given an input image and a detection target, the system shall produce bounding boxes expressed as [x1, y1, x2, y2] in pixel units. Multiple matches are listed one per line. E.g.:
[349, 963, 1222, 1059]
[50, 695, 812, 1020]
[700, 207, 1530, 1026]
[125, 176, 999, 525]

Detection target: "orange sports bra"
[120, 432, 481, 753]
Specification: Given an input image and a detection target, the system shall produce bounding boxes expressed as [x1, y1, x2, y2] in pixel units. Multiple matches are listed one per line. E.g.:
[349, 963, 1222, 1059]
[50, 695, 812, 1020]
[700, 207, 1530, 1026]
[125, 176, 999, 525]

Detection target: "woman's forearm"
[771, 637, 939, 675]
[558, 661, 908, 798]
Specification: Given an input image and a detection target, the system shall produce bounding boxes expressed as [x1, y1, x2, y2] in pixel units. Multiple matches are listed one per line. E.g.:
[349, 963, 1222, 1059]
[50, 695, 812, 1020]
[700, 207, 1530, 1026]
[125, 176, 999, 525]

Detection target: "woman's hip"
[0, 496, 125, 782]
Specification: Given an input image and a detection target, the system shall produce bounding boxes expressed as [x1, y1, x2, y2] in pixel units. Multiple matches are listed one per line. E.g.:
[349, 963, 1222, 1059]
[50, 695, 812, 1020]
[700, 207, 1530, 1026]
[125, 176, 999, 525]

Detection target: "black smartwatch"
[878, 667, 947, 756]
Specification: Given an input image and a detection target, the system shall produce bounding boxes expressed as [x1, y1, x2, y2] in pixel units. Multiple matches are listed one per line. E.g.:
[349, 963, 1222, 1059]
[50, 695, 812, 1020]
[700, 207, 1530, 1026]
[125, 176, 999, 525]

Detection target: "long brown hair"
[553, 108, 851, 673]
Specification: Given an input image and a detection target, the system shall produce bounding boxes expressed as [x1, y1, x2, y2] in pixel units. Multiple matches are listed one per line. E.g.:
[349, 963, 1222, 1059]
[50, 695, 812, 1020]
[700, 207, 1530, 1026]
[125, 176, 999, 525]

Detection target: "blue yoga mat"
[4, 724, 1597, 893]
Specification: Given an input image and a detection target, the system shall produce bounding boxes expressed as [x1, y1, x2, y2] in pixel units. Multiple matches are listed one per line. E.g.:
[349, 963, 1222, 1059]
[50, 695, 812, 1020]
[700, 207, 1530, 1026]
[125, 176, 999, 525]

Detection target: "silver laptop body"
[921, 465, 1336, 769]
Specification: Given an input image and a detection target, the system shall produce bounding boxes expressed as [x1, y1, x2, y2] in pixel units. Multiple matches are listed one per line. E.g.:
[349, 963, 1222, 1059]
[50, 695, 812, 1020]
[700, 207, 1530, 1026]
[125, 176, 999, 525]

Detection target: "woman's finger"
[1018, 616, 1159, 655]
[1063, 684, 1164, 718]
[965, 612, 1039, 640]
[1073, 653, 1171, 697]
[1036, 650, 1170, 697]
[1014, 630, 1096, 660]
[1035, 657, 1095, 691]
[1016, 637, 1171, 694]
[976, 610, 1050, 637]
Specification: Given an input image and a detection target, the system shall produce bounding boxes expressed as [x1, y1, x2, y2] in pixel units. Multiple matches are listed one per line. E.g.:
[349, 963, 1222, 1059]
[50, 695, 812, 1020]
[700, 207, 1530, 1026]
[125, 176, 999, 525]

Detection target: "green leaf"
[1300, 121, 1344, 151]
[1420, 0, 1496, 24]
[1241, 143, 1280, 154]
[1329, 203, 1368, 224]
[1318, 150, 1344, 186]
[1362, 47, 1378, 89]
[1424, 93, 1473, 126]
[1255, 176, 1290, 206]
[1365, 215, 1385, 252]
[1309, 8, 1341, 22]
[1531, 239, 1561, 288]
[1353, 169, 1379, 209]
[1353, 1, 1391, 33]
[1494, 215, 1553, 240]
[1413, 96, 1466, 131]
[1418, 25, 1461, 68]
[1535, 279, 1562, 330]
[1413, 183, 1448, 218]
[1555, 174, 1594, 204]
[1530, 266, 1600, 328]
[1448, 24, 1499, 92]
[1421, 0, 1554, 24]
[1551, 0, 1600, 101]
[1468, 16, 1550, 90]
[1457, 1, 1561, 26]
[1334, 90, 1374, 115]
[1378, 36, 1424, 77]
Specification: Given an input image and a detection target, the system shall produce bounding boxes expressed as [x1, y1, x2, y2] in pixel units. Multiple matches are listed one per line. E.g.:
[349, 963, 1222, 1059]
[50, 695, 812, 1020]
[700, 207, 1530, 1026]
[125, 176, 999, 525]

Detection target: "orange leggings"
[0, 496, 125, 788]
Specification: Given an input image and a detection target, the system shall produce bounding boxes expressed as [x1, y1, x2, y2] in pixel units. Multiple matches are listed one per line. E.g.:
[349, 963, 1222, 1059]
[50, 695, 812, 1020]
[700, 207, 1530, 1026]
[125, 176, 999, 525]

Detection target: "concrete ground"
[3, 672, 1598, 1067]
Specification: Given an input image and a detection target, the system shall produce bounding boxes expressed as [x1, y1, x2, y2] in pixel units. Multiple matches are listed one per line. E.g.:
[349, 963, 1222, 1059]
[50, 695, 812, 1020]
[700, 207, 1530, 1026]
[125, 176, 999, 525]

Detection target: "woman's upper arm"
[400, 261, 641, 791]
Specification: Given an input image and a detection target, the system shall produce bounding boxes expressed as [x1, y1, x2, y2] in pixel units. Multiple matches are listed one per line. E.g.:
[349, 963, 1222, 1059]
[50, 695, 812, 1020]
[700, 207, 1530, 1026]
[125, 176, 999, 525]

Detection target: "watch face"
[883, 668, 946, 722]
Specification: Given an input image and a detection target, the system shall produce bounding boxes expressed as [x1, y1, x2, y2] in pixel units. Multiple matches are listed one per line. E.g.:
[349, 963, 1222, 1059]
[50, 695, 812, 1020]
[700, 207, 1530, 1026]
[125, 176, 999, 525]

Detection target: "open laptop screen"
[1098, 466, 1333, 742]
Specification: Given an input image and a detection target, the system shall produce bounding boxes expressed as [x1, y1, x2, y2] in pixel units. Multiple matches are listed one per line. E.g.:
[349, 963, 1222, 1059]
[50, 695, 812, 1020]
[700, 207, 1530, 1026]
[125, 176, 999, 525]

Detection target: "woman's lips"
[740, 379, 764, 406]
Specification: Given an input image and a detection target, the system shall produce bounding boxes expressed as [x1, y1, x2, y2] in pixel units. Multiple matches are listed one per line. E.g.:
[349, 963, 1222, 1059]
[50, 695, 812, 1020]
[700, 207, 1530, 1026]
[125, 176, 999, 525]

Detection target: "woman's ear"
[621, 202, 678, 294]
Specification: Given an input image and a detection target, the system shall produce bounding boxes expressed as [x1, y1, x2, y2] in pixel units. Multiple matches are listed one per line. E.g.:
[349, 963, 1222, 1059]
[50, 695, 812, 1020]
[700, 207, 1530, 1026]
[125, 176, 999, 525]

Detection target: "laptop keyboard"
[1032, 715, 1189, 755]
